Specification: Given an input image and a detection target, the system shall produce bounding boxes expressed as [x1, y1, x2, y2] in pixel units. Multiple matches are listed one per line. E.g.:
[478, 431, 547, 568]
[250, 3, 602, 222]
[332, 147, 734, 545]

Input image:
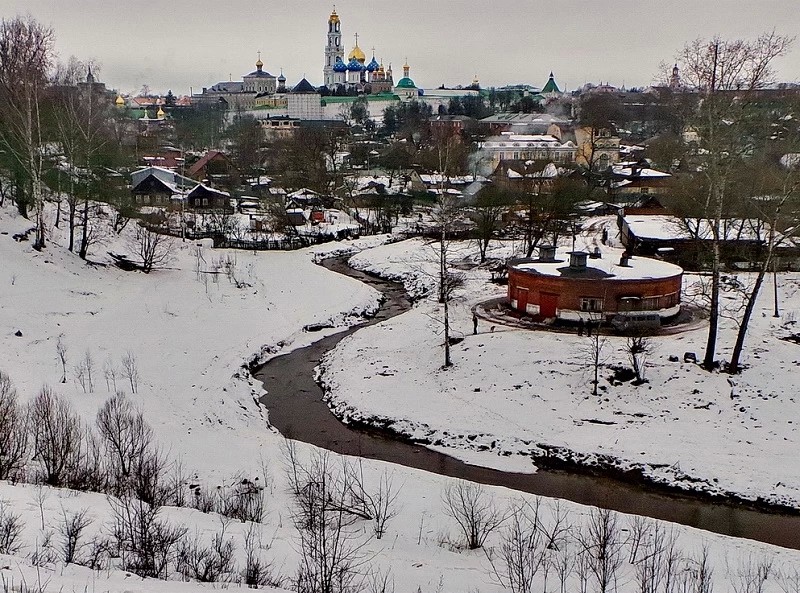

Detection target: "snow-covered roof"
[512, 248, 683, 280]
[623, 215, 767, 242]
[612, 165, 671, 178]
[419, 174, 487, 186]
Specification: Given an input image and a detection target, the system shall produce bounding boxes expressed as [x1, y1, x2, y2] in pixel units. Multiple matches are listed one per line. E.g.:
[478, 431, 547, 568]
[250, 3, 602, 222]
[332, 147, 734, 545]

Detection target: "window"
[640, 296, 660, 310]
[580, 297, 604, 312]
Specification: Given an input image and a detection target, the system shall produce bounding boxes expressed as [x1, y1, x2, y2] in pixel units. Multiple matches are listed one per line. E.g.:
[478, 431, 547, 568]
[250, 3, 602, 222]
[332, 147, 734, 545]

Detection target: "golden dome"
[329, 7, 339, 23]
[348, 33, 365, 63]
[115, 95, 125, 106]
[156, 106, 166, 119]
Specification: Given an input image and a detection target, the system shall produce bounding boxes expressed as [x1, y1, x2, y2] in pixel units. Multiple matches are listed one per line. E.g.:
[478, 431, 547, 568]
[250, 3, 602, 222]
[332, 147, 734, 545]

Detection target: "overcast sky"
[4, 0, 799, 96]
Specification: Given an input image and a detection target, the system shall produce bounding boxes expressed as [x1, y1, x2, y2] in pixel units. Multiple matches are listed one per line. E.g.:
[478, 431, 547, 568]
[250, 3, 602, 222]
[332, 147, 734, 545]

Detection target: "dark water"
[256, 257, 800, 550]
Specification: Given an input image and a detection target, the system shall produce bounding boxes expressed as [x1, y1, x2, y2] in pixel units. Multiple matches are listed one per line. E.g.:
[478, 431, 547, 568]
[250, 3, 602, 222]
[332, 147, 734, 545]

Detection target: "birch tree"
[672, 32, 792, 370]
[0, 16, 55, 249]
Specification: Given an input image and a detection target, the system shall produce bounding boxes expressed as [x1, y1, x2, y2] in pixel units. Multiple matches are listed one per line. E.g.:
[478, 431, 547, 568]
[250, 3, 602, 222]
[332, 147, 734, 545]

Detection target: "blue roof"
[347, 57, 365, 72]
[333, 57, 347, 72]
[366, 57, 379, 72]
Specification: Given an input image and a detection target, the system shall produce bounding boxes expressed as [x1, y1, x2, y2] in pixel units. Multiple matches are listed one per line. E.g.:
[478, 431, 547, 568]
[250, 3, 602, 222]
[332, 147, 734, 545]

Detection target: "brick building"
[507, 247, 683, 323]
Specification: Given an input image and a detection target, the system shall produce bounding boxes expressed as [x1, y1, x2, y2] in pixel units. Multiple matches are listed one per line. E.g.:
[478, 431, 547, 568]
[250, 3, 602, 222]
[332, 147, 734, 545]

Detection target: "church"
[322, 7, 401, 96]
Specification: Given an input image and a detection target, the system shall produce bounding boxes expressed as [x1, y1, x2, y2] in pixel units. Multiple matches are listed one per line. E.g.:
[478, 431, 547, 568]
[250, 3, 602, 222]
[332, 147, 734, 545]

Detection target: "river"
[256, 256, 800, 550]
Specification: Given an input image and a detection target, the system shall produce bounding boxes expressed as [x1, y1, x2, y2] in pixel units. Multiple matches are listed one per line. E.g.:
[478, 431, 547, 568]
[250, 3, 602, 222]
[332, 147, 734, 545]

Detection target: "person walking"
[473, 313, 479, 335]
[578, 318, 585, 336]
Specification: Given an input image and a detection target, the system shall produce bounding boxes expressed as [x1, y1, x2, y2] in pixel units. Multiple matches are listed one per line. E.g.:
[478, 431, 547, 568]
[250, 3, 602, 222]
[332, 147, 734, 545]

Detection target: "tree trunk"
[727, 268, 767, 374]
[68, 199, 76, 252]
[79, 195, 89, 260]
[703, 249, 720, 370]
[441, 221, 452, 368]
[703, 191, 723, 371]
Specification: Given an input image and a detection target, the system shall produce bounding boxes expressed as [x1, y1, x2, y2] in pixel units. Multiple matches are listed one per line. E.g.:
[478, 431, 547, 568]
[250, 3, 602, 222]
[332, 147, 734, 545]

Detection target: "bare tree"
[218, 474, 266, 523]
[109, 494, 186, 579]
[55, 336, 67, 383]
[128, 224, 175, 273]
[442, 480, 505, 550]
[581, 319, 608, 396]
[284, 442, 372, 593]
[102, 357, 118, 392]
[120, 350, 139, 393]
[51, 59, 113, 260]
[177, 521, 238, 583]
[59, 508, 92, 564]
[241, 522, 285, 588]
[0, 499, 23, 555]
[730, 555, 773, 593]
[430, 127, 467, 368]
[73, 349, 95, 393]
[552, 535, 575, 593]
[486, 499, 546, 593]
[632, 521, 681, 593]
[471, 185, 512, 263]
[347, 460, 401, 539]
[28, 386, 83, 487]
[672, 32, 792, 370]
[690, 545, 714, 593]
[0, 16, 55, 249]
[96, 391, 154, 496]
[627, 515, 649, 564]
[626, 334, 654, 384]
[778, 564, 800, 593]
[577, 508, 624, 593]
[0, 371, 28, 481]
[726, 159, 800, 373]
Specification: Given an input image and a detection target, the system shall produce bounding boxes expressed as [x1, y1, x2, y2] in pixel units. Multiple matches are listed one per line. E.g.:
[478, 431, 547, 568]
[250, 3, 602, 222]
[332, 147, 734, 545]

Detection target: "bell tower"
[324, 7, 343, 87]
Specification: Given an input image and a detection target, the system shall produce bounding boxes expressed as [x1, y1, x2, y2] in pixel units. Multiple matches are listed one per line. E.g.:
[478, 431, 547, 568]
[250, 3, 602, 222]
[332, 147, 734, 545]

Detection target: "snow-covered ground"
[3, 202, 800, 592]
[321, 234, 800, 509]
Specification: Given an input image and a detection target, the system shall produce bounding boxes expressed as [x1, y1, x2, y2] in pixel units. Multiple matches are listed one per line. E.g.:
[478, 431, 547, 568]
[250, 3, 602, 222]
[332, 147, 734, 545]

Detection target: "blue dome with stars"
[346, 57, 365, 72]
[366, 57, 379, 72]
[333, 57, 347, 73]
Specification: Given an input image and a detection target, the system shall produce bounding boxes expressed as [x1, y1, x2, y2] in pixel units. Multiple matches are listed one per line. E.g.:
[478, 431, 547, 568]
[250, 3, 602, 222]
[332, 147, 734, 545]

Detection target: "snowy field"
[321, 235, 800, 509]
[3, 203, 800, 592]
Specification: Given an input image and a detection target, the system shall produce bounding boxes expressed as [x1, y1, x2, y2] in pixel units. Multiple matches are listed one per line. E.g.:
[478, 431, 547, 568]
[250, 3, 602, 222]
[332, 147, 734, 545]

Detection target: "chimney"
[538, 244, 556, 262]
[569, 251, 588, 270]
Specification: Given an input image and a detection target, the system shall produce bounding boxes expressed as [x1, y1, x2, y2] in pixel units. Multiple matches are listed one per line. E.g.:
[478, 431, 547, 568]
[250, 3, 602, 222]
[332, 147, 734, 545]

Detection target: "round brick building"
[507, 247, 683, 323]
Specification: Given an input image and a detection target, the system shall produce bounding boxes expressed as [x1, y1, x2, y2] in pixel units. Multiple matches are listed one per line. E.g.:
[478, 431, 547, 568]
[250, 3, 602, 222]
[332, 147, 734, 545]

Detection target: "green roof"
[395, 77, 416, 89]
[541, 72, 560, 94]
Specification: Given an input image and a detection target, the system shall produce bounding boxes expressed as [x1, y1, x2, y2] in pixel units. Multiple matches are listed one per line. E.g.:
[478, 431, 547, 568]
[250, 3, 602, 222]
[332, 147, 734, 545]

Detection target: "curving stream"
[256, 256, 800, 550]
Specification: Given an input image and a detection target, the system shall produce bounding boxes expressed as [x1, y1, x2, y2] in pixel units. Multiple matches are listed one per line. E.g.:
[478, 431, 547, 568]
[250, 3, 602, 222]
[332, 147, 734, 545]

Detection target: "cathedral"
[323, 7, 394, 94]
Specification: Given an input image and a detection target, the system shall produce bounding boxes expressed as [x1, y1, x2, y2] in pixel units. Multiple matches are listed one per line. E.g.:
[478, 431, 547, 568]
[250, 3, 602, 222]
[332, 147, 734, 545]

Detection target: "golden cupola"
[329, 6, 340, 24]
[347, 33, 366, 63]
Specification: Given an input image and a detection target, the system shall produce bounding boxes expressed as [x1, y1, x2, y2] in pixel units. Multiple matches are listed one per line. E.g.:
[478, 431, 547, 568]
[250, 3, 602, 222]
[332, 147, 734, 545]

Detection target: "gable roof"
[187, 150, 233, 178]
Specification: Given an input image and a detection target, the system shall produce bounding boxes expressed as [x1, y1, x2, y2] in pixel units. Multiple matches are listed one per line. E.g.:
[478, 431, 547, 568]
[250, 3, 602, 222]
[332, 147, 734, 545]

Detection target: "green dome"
[395, 77, 416, 89]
